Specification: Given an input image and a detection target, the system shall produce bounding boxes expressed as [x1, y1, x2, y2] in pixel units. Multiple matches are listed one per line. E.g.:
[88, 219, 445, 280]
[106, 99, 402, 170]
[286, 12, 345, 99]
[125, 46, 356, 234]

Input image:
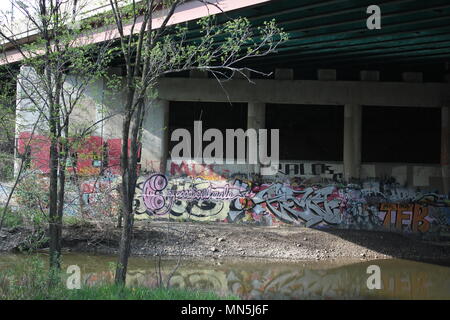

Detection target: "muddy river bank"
[1, 220, 449, 262]
[1, 252, 449, 299]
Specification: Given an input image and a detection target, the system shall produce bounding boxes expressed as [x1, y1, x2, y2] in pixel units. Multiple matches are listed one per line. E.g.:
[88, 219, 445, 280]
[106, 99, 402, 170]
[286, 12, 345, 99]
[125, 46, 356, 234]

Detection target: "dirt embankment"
[1, 220, 449, 262]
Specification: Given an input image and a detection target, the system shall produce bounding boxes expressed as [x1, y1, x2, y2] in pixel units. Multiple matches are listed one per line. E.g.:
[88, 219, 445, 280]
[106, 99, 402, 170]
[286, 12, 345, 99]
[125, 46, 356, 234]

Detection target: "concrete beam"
[2, 0, 273, 65]
[156, 78, 450, 108]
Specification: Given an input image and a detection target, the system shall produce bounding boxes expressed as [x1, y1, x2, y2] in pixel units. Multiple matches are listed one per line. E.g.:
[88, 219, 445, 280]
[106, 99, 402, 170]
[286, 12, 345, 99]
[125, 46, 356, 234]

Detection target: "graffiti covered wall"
[15, 134, 450, 236]
[15, 132, 130, 217]
[135, 173, 449, 236]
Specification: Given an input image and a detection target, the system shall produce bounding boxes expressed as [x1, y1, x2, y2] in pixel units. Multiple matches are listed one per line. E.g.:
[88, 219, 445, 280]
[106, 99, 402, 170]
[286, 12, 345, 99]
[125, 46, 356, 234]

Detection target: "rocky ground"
[1, 220, 449, 262]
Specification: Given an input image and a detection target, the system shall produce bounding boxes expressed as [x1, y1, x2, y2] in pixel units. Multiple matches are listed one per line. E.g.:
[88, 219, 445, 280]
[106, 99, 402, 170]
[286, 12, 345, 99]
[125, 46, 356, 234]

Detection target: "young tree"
[0, 65, 20, 231]
[0, 67, 16, 183]
[107, 0, 288, 284]
[0, 0, 112, 274]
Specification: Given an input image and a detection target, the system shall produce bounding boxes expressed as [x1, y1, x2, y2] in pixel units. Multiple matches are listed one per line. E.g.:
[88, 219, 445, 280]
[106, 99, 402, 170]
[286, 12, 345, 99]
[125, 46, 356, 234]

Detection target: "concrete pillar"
[14, 66, 48, 177]
[247, 102, 266, 175]
[141, 99, 169, 174]
[353, 104, 362, 179]
[318, 69, 337, 81]
[15, 66, 47, 133]
[402, 72, 423, 83]
[248, 102, 265, 130]
[441, 106, 449, 194]
[360, 70, 380, 82]
[343, 104, 362, 182]
[14, 66, 108, 177]
[275, 68, 294, 80]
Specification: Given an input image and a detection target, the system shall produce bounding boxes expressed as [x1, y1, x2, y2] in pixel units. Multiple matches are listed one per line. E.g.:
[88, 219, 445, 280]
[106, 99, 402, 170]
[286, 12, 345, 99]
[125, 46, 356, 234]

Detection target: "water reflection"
[1, 254, 449, 299]
[161, 260, 449, 300]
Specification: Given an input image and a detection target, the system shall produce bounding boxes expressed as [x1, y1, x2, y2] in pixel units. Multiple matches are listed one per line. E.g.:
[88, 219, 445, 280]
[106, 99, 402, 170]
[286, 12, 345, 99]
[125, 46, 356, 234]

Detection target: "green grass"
[0, 256, 239, 300]
[1, 281, 238, 300]
[64, 285, 238, 300]
[1, 208, 88, 229]
[62, 216, 91, 226]
[1, 208, 23, 228]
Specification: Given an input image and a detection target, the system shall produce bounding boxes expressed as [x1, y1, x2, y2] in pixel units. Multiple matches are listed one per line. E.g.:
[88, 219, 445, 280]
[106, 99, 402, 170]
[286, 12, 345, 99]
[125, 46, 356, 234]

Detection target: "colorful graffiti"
[277, 162, 343, 181]
[17, 131, 448, 235]
[134, 174, 246, 221]
[168, 160, 344, 182]
[230, 184, 346, 226]
[381, 203, 430, 233]
[138, 174, 449, 234]
[170, 162, 225, 180]
[16, 132, 141, 217]
[17, 132, 140, 176]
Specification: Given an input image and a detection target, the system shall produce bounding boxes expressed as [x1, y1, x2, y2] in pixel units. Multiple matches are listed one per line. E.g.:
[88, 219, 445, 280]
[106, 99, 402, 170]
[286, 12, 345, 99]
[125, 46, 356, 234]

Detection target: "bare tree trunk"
[115, 88, 146, 283]
[115, 94, 134, 284]
[115, 202, 134, 284]
[54, 125, 69, 273]
[116, 207, 123, 228]
[48, 66, 63, 273]
[48, 113, 60, 271]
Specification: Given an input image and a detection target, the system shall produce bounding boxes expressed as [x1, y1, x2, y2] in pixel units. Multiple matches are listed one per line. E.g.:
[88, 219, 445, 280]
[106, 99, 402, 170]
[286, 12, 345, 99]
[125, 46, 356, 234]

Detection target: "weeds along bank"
[0, 255, 236, 300]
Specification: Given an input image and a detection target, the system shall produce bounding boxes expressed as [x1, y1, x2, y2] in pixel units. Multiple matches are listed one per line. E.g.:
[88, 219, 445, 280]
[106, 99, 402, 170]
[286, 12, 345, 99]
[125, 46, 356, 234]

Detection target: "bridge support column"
[141, 99, 170, 174]
[441, 106, 449, 195]
[247, 102, 266, 176]
[343, 104, 362, 182]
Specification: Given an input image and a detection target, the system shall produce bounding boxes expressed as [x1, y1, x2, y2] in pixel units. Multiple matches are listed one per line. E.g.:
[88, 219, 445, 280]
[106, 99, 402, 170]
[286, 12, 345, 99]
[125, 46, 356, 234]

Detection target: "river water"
[0, 253, 449, 299]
